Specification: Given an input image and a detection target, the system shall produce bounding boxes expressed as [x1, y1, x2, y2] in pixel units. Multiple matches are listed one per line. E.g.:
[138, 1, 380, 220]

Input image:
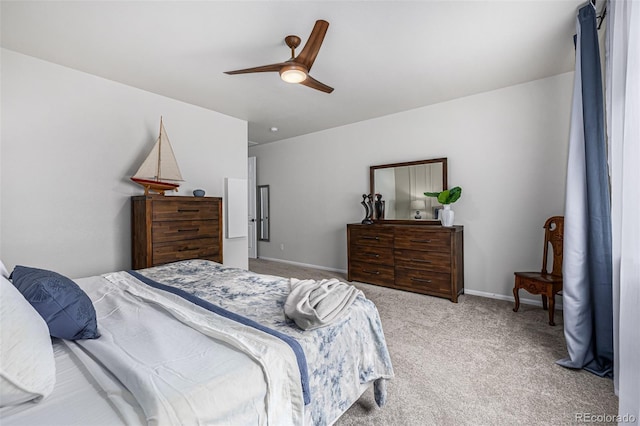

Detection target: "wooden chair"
[513, 216, 564, 326]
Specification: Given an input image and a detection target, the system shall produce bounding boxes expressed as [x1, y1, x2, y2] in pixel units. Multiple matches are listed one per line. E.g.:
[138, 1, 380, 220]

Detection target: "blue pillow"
[10, 266, 100, 340]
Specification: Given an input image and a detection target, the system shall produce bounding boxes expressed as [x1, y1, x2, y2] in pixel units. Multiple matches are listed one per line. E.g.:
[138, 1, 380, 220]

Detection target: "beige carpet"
[248, 258, 618, 426]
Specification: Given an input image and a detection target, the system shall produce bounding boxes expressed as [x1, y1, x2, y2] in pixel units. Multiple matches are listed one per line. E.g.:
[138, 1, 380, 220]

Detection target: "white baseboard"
[464, 289, 563, 310]
[255, 257, 562, 310]
[257, 257, 348, 275]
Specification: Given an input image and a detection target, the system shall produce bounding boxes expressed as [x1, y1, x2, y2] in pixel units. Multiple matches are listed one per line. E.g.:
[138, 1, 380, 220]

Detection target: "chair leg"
[548, 293, 556, 326]
[541, 295, 548, 310]
[513, 286, 520, 312]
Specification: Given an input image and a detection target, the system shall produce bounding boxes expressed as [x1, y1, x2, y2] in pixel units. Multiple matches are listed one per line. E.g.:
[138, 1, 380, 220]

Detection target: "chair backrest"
[542, 216, 564, 276]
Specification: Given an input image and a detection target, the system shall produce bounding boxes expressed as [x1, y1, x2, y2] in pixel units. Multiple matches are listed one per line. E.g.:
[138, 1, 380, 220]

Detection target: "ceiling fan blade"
[295, 20, 329, 71]
[224, 62, 286, 75]
[300, 74, 334, 93]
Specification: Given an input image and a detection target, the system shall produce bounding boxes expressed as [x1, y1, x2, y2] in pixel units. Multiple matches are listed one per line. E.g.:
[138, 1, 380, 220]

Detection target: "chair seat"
[514, 272, 563, 284]
[513, 273, 563, 325]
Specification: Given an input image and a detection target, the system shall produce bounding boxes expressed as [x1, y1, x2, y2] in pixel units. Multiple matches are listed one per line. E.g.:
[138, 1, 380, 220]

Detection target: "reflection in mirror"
[371, 158, 447, 221]
[257, 185, 270, 241]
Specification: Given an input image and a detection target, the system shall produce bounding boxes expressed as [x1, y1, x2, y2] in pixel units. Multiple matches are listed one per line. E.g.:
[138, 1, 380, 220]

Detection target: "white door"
[248, 156, 257, 258]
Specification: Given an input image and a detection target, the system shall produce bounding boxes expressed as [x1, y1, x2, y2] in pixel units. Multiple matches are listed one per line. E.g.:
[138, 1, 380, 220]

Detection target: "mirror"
[257, 185, 270, 241]
[370, 158, 447, 222]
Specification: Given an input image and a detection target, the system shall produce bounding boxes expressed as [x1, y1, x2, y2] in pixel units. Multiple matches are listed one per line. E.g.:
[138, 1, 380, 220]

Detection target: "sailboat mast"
[157, 116, 163, 182]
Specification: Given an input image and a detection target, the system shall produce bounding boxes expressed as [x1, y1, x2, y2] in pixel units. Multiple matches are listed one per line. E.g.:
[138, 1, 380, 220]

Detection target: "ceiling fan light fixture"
[279, 64, 307, 83]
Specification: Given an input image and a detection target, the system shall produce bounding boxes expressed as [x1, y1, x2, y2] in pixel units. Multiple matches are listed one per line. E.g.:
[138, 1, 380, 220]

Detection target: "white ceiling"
[1, 1, 585, 144]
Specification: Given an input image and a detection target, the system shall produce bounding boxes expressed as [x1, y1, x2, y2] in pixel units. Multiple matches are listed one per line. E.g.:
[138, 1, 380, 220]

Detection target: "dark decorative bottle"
[374, 194, 385, 220]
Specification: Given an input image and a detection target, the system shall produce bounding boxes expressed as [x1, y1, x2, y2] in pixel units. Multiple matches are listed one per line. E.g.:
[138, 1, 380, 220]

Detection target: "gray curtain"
[557, 3, 613, 377]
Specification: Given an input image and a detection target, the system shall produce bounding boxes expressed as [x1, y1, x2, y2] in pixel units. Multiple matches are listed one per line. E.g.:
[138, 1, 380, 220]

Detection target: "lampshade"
[279, 64, 307, 83]
[410, 200, 426, 210]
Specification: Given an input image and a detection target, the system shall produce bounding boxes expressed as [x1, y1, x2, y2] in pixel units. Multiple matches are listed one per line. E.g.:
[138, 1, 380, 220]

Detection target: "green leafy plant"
[424, 186, 462, 205]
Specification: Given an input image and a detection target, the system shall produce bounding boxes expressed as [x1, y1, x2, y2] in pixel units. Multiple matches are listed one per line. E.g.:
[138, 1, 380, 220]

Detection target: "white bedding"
[1, 273, 303, 426]
[1, 260, 393, 425]
[0, 339, 144, 426]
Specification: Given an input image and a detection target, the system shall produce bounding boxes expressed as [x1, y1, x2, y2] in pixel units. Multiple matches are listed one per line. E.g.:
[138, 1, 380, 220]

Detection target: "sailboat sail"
[131, 118, 183, 195]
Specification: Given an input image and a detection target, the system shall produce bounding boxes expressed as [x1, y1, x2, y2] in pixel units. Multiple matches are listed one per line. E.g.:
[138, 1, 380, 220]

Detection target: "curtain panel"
[558, 2, 613, 378]
[606, 0, 640, 421]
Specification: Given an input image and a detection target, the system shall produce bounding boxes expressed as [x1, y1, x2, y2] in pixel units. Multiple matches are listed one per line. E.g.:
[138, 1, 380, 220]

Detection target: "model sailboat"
[131, 117, 183, 195]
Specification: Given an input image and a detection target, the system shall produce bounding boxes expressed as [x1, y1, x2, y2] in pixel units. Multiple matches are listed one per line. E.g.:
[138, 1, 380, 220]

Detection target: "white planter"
[440, 204, 455, 227]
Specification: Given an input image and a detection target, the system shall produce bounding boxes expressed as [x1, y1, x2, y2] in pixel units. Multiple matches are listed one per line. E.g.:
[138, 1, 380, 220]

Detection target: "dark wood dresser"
[347, 223, 464, 302]
[131, 195, 223, 269]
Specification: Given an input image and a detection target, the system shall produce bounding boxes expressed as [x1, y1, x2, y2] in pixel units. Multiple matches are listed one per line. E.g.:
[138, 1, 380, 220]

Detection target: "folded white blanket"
[284, 278, 362, 331]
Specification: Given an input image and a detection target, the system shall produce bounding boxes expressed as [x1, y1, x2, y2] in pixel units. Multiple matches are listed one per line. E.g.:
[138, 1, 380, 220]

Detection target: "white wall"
[249, 72, 573, 301]
[1, 49, 248, 278]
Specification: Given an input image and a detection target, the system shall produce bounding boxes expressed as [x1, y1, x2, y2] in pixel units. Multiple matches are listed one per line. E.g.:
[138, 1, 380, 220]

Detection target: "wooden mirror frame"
[370, 158, 448, 224]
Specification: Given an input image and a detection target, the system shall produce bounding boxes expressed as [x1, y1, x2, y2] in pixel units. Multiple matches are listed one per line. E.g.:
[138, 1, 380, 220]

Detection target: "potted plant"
[424, 186, 462, 226]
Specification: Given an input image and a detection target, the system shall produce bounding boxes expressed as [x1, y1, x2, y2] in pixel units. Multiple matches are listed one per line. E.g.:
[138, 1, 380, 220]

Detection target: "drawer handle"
[410, 239, 432, 243]
[178, 209, 200, 213]
[411, 278, 432, 283]
[366, 254, 381, 258]
[362, 236, 380, 241]
[363, 269, 381, 275]
[178, 228, 199, 232]
[410, 259, 432, 263]
[178, 247, 198, 252]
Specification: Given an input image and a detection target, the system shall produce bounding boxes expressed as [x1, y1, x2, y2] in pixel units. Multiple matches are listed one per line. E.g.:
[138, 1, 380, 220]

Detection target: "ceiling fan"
[224, 20, 334, 94]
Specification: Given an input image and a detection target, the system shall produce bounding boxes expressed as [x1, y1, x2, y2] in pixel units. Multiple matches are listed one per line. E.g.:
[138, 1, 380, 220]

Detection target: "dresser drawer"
[152, 220, 216, 243]
[395, 268, 451, 296]
[152, 199, 218, 221]
[350, 246, 394, 266]
[394, 249, 451, 272]
[394, 228, 450, 252]
[152, 238, 220, 265]
[350, 226, 394, 247]
[349, 261, 394, 287]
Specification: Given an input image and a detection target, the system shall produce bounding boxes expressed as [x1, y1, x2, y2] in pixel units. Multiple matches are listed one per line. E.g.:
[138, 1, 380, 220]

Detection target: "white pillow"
[0, 260, 8, 279]
[0, 276, 56, 407]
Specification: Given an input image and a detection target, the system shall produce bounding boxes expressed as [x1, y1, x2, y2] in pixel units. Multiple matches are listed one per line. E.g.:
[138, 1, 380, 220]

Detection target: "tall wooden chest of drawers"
[347, 223, 464, 302]
[131, 195, 223, 269]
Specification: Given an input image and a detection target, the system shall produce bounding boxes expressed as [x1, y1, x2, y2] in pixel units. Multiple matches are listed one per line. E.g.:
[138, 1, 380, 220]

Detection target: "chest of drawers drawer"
[394, 249, 451, 272]
[152, 220, 216, 243]
[350, 246, 394, 266]
[349, 227, 394, 247]
[152, 200, 218, 221]
[152, 238, 221, 265]
[394, 228, 450, 252]
[348, 261, 395, 287]
[394, 268, 452, 296]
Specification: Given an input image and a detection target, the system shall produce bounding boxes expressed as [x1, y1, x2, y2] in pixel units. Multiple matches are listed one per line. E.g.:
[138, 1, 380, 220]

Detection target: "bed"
[0, 259, 394, 425]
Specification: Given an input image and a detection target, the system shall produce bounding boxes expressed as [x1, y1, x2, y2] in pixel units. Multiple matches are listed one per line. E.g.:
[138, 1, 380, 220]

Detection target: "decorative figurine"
[361, 194, 374, 224]
[131, 117, 183, 195]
